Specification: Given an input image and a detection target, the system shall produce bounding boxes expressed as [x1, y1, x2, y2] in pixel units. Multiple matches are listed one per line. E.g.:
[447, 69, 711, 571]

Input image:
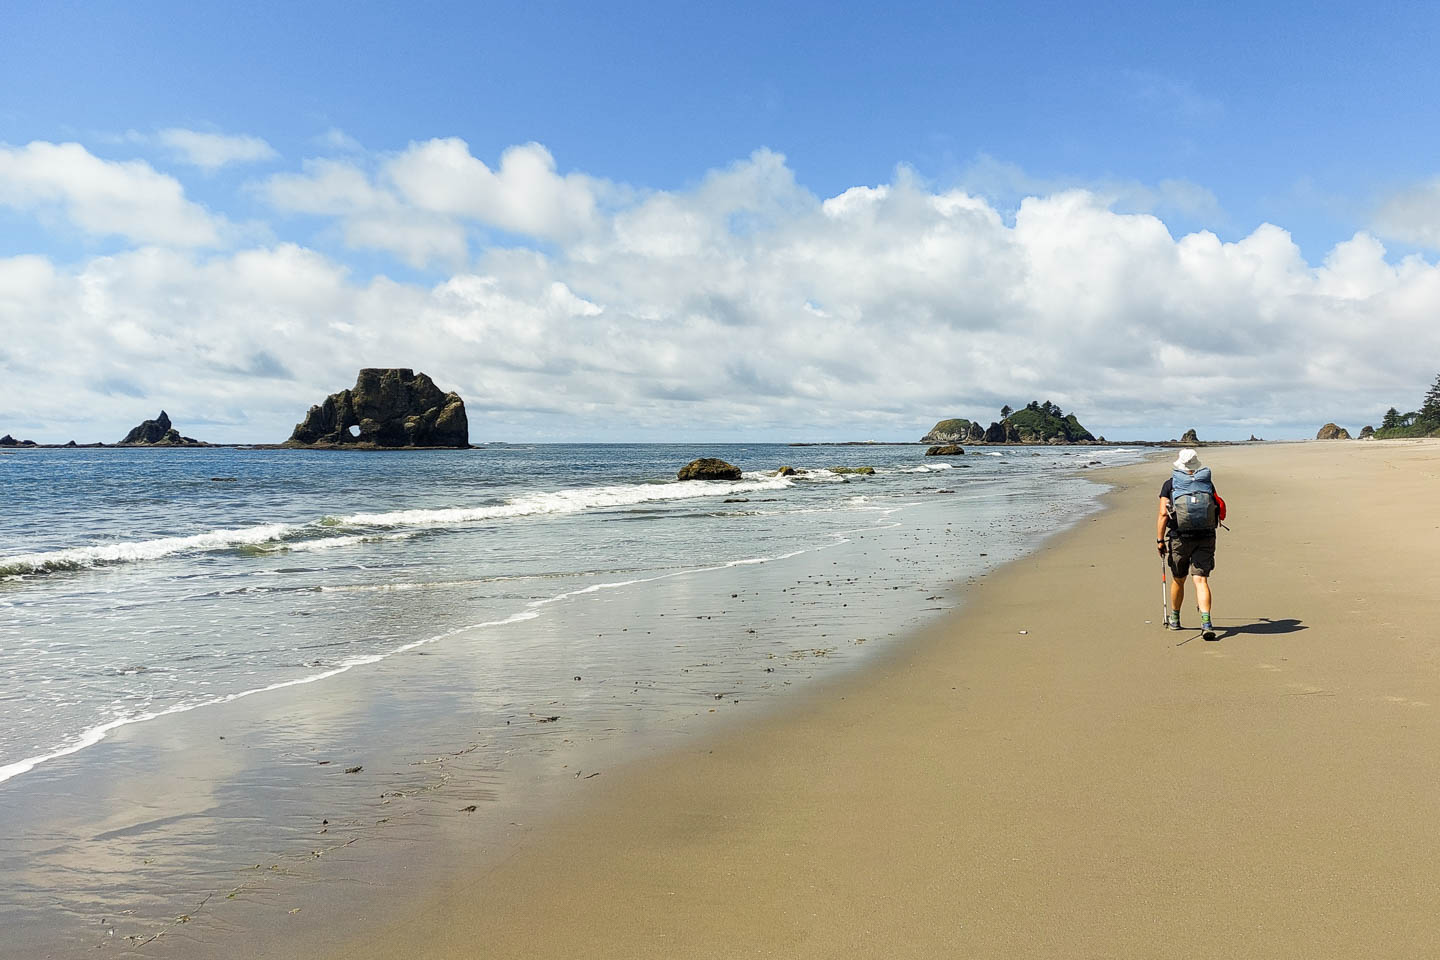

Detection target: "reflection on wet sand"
[3, 482, 1100, 957]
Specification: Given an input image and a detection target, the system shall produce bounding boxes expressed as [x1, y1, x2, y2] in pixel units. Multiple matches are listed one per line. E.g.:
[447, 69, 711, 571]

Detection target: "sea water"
[0, 443, 1140, 953]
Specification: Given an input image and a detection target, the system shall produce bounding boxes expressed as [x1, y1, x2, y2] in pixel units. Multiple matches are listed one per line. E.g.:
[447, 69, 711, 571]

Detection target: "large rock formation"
[1181, 428, 1200, 444]
[288, 369, 469, 448]
[921, 419, 973, 443]
[1316, 423, 1352, 440]
[120, 411, 172, 444]
[966, 420, 985, 441]
[0, 434, 36, 446]
[984, 421, 1022, 443]
[1359, 425, 1375, 439]
[678, 458, 742, 480]
[118, 411, 206, 446]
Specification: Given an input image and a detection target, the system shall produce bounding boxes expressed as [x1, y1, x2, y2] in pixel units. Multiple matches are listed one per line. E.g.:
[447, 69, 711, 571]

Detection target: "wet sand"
[335, 440, 1440, 959]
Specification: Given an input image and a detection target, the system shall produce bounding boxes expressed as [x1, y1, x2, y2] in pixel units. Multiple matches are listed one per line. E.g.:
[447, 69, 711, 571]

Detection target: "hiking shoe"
[1201, 616, 1217, 640]
[1166, 612, 1182, 631]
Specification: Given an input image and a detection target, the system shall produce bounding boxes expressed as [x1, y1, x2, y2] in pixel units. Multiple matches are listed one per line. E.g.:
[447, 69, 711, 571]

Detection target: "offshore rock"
[983, 421, 1022, 443]
[678, 458, 742, 481]
[1181, 428, 1200, 444]
[1359, 425, 1375, 439]
[966, 421, 986, 441]
[288, 369, 469, 448]
[921, 419, 973, 443]
[925, 444, 964, 456]
[1315, 423, 1352, 440]
[120, 411, 172, 444]
[118, 411, 206, 446]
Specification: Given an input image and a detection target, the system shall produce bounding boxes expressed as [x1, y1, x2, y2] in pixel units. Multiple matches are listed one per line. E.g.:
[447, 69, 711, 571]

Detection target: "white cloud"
[0, 141, 223, 247]
[5, 145, 1440, 442]
[262, 157, 467, 267]
[385, 138, 601, 239]
[157, 128, 278, 170]
[1373, 177, 1440, 249]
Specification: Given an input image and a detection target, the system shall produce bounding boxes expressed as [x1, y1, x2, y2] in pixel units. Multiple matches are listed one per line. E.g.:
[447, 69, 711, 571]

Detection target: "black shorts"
[1166, 533, 1215, 578]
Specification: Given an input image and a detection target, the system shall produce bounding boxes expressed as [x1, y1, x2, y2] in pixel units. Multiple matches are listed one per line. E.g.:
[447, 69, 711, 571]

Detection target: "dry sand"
[339, 440, 1440, 960]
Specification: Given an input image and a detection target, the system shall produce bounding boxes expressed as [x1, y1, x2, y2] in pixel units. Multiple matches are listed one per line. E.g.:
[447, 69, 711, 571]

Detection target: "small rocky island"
[118, 411, 208, 446]
[922, 402, 1098, 445]
[287, 368, 469, 448]
[677, 458, 742, 480]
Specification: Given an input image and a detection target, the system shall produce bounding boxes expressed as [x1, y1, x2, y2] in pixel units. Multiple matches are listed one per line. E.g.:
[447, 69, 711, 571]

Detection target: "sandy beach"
[332, 439, 1440, 960]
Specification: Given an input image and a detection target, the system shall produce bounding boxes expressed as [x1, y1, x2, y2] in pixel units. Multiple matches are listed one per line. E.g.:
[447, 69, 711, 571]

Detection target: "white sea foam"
[0, 477, 795, 576]
[339, 476, 793, 528]
[900, 463, 954, 473]
[0, 523, 295, 576]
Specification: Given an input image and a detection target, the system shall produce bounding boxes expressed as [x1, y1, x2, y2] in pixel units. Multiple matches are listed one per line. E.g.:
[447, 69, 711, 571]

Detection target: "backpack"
[1170, 467, 1218, 535]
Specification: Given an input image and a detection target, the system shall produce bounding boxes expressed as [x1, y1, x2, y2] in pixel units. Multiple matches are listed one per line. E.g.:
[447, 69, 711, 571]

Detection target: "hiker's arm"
[1156, 497, 1170, 553]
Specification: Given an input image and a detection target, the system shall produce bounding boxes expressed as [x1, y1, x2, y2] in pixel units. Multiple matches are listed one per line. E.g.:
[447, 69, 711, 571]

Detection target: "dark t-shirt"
[1160, 477, 1219, 539]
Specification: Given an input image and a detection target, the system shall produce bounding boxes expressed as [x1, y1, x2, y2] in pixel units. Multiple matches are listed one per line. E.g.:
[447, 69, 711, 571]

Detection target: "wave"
[337, 476, 793, 528]
[0, 476, 796, 577]
[0, 523, 295, 576]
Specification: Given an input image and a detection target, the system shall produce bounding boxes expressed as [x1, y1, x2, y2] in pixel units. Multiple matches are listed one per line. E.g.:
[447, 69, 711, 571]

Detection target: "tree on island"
[1000, 404, 1013, 420]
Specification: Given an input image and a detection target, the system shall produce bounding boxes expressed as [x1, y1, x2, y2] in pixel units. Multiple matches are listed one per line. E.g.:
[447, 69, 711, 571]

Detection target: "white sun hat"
[1173, 448, 1203, 472]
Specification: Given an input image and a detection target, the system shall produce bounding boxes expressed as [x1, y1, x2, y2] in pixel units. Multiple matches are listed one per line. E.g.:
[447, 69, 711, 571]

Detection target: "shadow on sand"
[1220, 618, 1306, 639]
[1175, 618, 1307, 646]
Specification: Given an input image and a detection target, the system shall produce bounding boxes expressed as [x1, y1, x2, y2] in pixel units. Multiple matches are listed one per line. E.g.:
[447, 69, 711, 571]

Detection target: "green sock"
[1200, 612, 1212, 623]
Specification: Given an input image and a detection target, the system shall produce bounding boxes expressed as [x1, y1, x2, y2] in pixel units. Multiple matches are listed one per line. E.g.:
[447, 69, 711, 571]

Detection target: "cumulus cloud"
[157, 128, 278, 170]
[385, 138, 601, 238]
[0, 141, 222, 247]
[260, 139, 604, 266]
[4, 143, 1440, 442]
[262, 158, 467, 268]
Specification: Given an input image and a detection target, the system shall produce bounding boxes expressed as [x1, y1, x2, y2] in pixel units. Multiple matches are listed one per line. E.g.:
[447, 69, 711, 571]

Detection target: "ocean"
[0, 442, 1141, 955]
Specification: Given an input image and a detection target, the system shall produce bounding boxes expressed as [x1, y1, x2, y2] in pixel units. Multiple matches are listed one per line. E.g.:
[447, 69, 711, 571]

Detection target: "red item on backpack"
[1214, 493, 1227, 523]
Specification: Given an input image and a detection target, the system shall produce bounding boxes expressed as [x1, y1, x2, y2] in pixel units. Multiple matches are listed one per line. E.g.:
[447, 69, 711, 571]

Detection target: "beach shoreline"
[4, 444, 1145, 957]
[324, 439, 1440, 960]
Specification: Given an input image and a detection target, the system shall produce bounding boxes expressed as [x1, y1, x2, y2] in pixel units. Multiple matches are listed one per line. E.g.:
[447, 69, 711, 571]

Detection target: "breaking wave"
[0, 476, 795, 577]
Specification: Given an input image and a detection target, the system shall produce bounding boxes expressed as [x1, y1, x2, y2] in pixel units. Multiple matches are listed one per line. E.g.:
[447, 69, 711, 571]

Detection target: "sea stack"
[287, 369, 469, 448]
[117, 411, 206, 446]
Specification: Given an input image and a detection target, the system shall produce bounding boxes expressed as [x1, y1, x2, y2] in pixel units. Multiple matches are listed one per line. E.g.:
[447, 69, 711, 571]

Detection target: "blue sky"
[3, 1, 1440, 441]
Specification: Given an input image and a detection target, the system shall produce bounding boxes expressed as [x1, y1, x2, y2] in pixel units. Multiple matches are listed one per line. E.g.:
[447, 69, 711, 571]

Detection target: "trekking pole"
[1159, 550, 1169, 628]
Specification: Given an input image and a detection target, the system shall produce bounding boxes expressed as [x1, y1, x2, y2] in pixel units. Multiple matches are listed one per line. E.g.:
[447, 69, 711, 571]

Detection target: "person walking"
[1157, 448, 1221, 638]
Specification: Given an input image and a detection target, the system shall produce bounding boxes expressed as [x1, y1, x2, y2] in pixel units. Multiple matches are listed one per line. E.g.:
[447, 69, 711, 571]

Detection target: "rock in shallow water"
[677, 458, 742, 480]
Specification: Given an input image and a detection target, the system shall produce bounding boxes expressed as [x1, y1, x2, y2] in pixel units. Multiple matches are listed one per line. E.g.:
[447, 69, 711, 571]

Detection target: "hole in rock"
[348, 425, 361, 438]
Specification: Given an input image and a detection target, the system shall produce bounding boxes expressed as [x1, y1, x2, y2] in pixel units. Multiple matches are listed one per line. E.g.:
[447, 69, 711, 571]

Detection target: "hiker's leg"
[1170, 573, 1185, 611]
[1192, 574, 1211, 614]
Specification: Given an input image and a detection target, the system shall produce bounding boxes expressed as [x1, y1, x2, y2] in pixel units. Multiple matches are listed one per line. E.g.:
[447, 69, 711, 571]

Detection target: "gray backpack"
[1170, 467, 1218, 534]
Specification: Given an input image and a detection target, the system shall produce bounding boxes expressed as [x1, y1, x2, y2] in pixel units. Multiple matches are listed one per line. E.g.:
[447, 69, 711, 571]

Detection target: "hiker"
[1157, 448, 1222, 638]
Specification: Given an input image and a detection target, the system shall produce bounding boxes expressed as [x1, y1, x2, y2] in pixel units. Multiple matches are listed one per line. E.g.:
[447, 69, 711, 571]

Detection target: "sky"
[3, 0, 1440, 443]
